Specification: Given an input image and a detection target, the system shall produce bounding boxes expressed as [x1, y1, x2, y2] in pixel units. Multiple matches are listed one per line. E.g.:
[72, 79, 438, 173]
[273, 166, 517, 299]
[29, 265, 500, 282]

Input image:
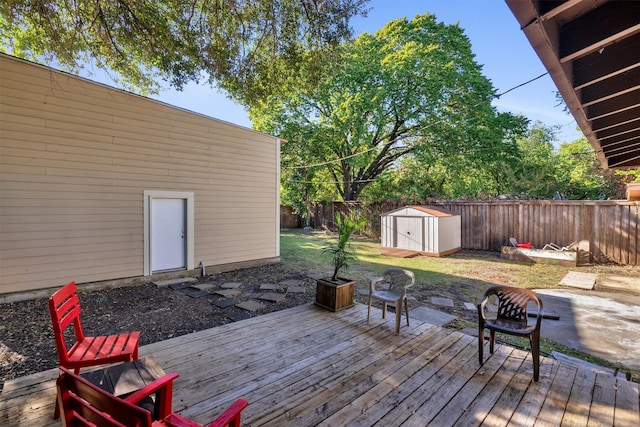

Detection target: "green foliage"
[322, 213, 366, 281]
[0, 0, 369, 103]
[360, 120, 625, 202]
[253, 14, 525, 201]
[615, 167, 640, 183]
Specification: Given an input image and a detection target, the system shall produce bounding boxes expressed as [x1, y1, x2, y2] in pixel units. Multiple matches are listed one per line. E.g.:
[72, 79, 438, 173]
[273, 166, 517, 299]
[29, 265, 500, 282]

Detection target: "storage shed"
[381, 206, 461, 256]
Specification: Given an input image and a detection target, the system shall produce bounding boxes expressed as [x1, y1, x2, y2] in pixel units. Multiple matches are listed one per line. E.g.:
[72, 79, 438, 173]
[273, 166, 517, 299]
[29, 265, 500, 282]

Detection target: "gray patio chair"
[367, 268, 415, 334]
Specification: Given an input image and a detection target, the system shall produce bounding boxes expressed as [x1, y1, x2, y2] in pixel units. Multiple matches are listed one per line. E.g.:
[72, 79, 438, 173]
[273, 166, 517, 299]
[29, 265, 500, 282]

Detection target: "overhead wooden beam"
[559, 1, 640, 62]
[586, 89, 640, 120]
[572, 33, 640, 89]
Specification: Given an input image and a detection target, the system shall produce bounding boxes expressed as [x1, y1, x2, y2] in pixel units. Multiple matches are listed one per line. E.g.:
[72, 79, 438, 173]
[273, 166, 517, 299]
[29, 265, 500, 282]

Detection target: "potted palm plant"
[315, 212, 366, 312]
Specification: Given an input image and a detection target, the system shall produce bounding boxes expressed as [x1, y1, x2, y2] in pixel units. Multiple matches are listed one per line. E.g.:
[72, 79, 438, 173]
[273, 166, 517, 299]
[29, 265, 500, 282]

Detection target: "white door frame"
[143, 190, 195, 275]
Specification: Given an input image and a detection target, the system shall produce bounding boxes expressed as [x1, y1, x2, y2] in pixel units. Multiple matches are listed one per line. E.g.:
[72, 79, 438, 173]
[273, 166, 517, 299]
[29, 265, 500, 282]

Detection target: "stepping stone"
[226, 311, 251, 322]
[280, 279, 304, 286]
[221, 282, 242, 289]
[259, 283, 279, 291]
[215, 289, 241, 297]
[192, 283, 215, 291]
[258, 293, 287, 303]
[236, 300, 265, 311]
[356, 287, 369, 296]
[460, 327, 479, 337]
[169, 282, 192, 290]
[485, 304, 498, 313]
[183, 288, 209, 298]
[431, 296, 454, 307]
[410, 306, 456, 327]
[560, 271, 597, 290]
[463, 302, 477, 311]
[213, 298, 235, 309]
[153, 277, 197, 288]
[286, 287, 306, 294]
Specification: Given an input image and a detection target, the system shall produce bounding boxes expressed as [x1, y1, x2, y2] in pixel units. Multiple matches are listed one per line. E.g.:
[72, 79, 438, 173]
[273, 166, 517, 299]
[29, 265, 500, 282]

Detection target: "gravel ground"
[0, 263, 319, 390]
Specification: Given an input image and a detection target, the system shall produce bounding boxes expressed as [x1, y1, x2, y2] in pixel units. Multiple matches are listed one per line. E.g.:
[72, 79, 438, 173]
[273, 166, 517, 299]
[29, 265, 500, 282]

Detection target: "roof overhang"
[505, 0, 640, 169]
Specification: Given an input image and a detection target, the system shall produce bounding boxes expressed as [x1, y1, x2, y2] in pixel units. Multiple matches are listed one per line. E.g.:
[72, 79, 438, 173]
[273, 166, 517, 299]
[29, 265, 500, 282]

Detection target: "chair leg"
[489, 330, 495, 354]
[404, 297, 410, 326]
[395, 301, 401, 334]
[382, 302, 387, 319]
[367, 296, 372, 324]
[478, 327, 484, 365]
[530, 333, 540, 382]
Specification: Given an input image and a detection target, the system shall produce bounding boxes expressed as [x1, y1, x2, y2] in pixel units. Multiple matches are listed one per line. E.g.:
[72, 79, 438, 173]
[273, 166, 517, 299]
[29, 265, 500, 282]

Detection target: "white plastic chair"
[367, 268, 415, 333]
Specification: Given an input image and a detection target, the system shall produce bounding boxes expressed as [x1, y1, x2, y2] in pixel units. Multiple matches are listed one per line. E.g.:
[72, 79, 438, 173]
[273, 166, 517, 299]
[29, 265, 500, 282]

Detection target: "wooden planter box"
[314, 278, 355, 312]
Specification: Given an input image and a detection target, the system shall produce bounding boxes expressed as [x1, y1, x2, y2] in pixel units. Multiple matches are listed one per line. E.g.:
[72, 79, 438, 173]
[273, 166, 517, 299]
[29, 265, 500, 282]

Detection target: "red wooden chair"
[48, 281, 141, 374]
[56, 366, 249, 427]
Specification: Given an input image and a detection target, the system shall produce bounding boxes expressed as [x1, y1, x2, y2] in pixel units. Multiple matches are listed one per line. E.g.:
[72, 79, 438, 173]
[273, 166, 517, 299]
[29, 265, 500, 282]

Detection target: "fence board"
[296, 200, 640, 266]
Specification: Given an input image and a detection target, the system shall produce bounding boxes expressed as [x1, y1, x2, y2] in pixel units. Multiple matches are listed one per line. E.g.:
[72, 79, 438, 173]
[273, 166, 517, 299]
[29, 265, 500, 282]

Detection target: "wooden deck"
[2, 303, 639, 426]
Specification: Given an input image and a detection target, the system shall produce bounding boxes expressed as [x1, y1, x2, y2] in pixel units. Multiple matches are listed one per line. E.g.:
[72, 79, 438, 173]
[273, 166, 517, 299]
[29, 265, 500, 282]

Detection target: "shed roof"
[383, 205, 458, 217]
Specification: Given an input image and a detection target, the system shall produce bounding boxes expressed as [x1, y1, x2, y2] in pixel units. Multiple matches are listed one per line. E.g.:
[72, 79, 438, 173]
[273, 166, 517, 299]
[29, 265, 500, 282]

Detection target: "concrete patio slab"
[536, 288, 640, 370]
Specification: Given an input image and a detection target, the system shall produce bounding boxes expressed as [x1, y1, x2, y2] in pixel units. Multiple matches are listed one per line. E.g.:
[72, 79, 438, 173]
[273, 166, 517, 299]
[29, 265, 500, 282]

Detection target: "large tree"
[0, 0, 368, 102]
[252, 14, 526, 201]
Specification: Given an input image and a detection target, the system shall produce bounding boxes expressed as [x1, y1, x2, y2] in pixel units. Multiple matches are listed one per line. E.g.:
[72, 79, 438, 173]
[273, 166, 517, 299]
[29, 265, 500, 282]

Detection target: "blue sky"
[100, 0, 583, 143]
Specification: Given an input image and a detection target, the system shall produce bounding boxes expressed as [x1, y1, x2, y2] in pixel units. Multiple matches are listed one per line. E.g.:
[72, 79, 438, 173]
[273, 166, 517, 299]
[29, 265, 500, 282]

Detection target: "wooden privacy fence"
[299, 200, 640, 266]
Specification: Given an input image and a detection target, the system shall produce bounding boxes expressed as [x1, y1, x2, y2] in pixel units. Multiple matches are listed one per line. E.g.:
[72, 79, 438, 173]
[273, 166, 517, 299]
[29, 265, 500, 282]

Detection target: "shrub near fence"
[293, 200, 640, 266]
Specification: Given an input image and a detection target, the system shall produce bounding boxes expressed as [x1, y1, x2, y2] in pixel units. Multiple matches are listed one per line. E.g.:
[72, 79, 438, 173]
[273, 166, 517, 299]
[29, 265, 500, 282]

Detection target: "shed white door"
[395, 217, 423, 251]
[151, 198, 186, 271]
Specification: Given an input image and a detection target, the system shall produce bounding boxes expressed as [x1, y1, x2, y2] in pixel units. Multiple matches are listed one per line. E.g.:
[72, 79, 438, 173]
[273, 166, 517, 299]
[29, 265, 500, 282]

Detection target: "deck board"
[1, 303, 638, 426]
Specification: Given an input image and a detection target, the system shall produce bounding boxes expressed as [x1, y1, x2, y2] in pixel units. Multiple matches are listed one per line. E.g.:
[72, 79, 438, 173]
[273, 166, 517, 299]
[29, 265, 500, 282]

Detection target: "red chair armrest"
[206, 398, 249, 427]
[124, 372, 179, 418]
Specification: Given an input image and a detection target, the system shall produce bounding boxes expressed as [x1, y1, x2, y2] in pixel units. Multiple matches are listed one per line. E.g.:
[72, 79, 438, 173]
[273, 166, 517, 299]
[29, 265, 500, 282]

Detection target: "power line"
[494, 72, 548, 98]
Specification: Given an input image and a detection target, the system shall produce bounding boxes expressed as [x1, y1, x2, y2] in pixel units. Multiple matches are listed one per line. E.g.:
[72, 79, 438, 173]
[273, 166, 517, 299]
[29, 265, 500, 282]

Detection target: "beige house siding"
[0, 54, 280, 295]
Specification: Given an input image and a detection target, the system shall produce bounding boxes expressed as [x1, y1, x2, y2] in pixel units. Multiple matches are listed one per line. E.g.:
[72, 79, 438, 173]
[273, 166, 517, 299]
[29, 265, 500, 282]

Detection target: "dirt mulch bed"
[0, 262, 482, 391]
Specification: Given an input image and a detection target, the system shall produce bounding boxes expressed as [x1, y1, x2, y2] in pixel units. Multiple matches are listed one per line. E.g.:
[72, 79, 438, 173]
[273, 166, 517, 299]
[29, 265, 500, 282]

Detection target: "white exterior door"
[151, 198, 186, 271]
[395, 217, 423, 251]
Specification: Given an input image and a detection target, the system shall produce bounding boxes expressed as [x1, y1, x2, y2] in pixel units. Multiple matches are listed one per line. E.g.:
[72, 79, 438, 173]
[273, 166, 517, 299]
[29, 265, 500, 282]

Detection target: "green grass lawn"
[281, 229, 574, 301]
[280, 229, 639, 378]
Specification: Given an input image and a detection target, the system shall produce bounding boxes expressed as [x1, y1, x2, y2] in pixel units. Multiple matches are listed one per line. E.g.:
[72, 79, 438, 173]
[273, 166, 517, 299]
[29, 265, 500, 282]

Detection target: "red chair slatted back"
[49, 281, 85, 366]
[57, 366, 152, 427]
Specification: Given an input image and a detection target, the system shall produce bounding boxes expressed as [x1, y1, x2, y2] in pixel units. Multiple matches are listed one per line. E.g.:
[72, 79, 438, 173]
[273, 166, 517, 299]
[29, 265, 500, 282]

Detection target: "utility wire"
[494, 72, 547, 98]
